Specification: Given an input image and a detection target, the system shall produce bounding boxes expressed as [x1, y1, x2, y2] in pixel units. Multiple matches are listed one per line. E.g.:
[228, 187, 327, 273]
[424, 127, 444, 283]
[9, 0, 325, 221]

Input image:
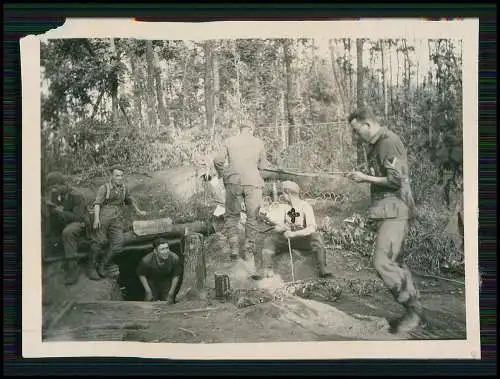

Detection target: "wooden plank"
[44, 300, 75, 331]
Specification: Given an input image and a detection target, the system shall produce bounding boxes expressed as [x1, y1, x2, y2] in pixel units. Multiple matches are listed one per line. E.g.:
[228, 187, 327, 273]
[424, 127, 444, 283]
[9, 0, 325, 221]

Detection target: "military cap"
[46, 172, 67, 187]
[281, 180, 301, 195]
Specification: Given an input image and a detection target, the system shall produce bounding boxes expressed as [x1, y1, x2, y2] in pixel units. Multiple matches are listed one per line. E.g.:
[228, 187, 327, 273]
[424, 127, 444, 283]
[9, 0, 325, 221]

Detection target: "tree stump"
[178, 232, 207, 300]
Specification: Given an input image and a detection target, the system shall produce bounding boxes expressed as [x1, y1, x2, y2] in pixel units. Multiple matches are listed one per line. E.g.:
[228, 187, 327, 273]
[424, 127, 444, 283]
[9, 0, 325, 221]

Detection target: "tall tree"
[355, 38, 366, 167]
[283, 38, 296, 146]
[145, 40, 157, 129]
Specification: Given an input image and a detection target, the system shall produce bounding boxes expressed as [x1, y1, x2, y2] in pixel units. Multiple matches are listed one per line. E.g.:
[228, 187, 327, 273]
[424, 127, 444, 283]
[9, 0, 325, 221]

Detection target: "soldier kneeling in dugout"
[136, 238, 184, 304]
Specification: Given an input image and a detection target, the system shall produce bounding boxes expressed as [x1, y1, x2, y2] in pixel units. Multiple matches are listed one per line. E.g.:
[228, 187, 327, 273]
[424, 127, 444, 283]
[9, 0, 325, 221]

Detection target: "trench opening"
[114, 242, 183, 302]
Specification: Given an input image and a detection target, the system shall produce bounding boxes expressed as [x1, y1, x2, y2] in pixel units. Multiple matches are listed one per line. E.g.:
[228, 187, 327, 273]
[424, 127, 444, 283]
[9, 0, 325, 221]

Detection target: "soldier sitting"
[136, 238, 184, 304]
[43, 172, 95, 285]
[89, 165, 147, 279]
[257, 180, 333, 280]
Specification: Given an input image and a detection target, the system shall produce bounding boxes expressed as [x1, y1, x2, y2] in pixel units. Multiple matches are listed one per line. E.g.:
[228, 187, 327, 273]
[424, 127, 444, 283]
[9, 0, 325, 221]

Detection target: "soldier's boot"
[261, 251, 276, 279]
[86, 248, 101, 281]
[314, 247, 332, 278]
[228, 235, 241, 262]
[391, 296, 425, 334]
[64, 260, 80, 286]
[97, 253, 112, 279]
[242, 241, 262, 280]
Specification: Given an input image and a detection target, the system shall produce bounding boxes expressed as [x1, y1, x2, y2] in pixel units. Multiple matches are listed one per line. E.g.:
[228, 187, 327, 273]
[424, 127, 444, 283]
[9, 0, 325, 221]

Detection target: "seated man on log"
[89, 165, 148, 280]
[43, 172, 95, 285]
[257, 180, 333, 280]
[136, 238, 184, 304]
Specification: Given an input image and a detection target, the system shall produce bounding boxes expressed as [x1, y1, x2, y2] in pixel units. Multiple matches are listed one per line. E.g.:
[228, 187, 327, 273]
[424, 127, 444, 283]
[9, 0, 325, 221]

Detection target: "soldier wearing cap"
[43, 172, 95, 285]
[258, 180, 333, 279]
[213, 121, 269, 265]
[346, 106, 422, 334]
[90, 166, 147, 279]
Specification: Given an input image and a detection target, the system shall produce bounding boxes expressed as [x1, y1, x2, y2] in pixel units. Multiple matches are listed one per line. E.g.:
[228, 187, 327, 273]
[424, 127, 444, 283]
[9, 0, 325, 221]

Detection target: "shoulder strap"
[105, 182, 111, 200]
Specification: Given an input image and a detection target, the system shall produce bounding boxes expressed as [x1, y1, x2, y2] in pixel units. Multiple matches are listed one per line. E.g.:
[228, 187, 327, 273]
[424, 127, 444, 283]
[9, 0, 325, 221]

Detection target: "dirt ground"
[42, 170, 467, 343]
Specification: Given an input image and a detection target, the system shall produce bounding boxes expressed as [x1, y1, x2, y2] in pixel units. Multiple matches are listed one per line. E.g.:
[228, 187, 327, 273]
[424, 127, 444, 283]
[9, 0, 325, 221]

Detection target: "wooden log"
[43, 300, 75, 331]
[123, 221, 215, 246]
[177, 232, 206, 300]
[42, 238, 183, 264]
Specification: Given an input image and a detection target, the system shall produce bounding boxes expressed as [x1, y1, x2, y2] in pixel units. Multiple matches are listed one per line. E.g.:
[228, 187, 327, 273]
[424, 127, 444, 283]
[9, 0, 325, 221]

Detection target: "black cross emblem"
[287, 208, 300, 224]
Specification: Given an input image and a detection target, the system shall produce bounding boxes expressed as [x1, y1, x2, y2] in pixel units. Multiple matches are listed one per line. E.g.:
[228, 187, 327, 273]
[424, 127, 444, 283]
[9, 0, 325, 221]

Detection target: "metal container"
[214, 273, 231, 299]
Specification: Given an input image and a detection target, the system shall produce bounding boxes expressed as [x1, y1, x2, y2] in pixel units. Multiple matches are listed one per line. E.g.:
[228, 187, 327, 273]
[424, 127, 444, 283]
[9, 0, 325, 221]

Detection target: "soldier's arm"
[357, 139, 404, 190]
[290, 204, 317, 238]
[93, 185, 107, 224]
[165, 264, 182, 302]
[137, 258, 154, 300]
[61, 194, 87, 224]
[124, 187, 145, 214]
[213, 143, 228, 179]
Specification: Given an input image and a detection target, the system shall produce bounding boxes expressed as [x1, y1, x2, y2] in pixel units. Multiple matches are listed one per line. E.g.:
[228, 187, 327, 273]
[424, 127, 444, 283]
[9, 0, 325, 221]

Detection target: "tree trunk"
[109, 39, 120, 129]
[203, 40, 215, 131]
[177, 233, 207, 300]
[388, 40, 394, 109]
[153, 52, 169, 132]
[232, 40, 242, 125]
[145, 40, 157, 130]
[213, 42, 220, 134]
[380, 40, 388, 121]
[355, 38, 366, 167]
[283, 39, 296, 146]
[329, 40, 347, 114]
[129, 52, 144, 129]
[396, 41, 400, 91]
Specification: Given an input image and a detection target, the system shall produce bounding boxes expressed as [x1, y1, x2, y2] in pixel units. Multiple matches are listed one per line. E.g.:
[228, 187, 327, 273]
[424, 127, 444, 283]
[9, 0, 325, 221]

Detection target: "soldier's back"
[224, 134, 265, 186]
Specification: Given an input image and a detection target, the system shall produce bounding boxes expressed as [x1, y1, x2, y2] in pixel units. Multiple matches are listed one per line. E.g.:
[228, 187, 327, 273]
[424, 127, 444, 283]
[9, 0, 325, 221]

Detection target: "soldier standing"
[346, 107, 422, 334]
[213, 122, 268, 266]
[43, 172, 96, 285]
[90, 166, 147, 279]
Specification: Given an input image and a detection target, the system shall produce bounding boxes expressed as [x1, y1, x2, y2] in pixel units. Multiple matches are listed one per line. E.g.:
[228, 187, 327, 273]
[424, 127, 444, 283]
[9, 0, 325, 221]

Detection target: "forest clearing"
[40, 36, 466, 343]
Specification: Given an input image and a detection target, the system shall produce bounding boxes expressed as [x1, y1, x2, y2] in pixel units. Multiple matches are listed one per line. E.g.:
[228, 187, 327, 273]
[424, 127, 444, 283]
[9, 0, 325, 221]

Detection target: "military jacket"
[366, 127, 416, 220]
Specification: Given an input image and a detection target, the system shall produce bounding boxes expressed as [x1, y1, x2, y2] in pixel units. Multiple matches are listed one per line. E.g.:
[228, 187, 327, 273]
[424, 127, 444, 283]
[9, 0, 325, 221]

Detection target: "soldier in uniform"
[258, 180, 333, 279]
[43, 172, 96, 285]
[90, 166, 147, 279]
[346, 107, 422, 334]
[213, 122, 269, 265]
[136, 238, 184, 304]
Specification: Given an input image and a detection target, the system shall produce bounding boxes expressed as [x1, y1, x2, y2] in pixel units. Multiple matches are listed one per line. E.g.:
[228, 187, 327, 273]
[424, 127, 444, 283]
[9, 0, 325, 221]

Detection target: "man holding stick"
[346, 106, 422, 334]
[258, 181, 333, 280]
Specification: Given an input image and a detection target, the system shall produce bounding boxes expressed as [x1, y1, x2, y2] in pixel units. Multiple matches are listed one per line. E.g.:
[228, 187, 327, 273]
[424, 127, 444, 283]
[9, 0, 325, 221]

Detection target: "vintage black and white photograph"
[22, 19, 479, 359]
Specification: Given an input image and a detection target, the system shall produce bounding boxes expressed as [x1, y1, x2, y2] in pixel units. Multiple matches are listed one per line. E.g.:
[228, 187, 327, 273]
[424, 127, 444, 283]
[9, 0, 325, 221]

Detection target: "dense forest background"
[40, 37, 465, 276]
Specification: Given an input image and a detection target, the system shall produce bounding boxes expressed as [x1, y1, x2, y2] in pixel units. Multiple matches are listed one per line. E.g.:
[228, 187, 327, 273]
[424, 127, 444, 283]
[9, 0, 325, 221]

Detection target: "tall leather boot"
[97, 250, 112, 279]
[391, 296, 425, 334]
[86, 247, 101, 281]
[314, 246, 332, 278]
[64, 259, 80, 286]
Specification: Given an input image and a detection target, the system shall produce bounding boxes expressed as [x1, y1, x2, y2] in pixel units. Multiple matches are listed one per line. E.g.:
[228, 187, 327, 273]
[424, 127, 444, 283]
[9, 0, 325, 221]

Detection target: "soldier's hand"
[137, 210, 147, 217]
[93, 219, 101, 230]
[55, 205, 64, 213]
[347, 171, 367, 183]
[284, 230, 295, 239]
[274, 224, 287, 233]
